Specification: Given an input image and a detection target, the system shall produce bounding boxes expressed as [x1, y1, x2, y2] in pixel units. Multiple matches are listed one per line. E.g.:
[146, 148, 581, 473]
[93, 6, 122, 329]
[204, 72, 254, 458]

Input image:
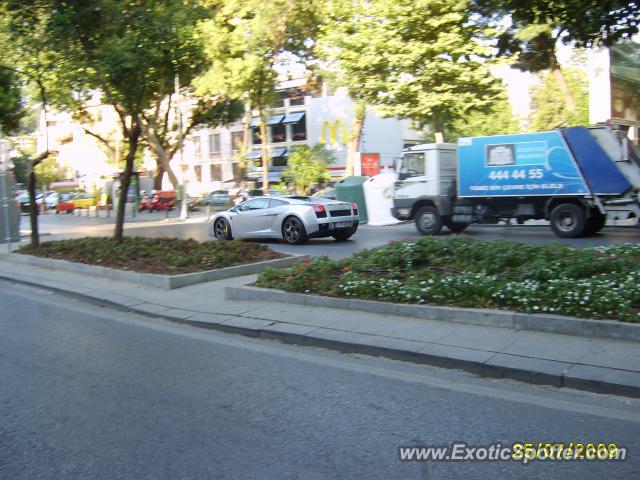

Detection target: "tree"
[5, 0, 212, 242]
[473, 0, 640, 115]
[529, 68, 589, 131]
[283, 145, 334, 195]
[317, 0, 503, 148]
[143, 94, 244, 190]
[196, 0, 320, 190]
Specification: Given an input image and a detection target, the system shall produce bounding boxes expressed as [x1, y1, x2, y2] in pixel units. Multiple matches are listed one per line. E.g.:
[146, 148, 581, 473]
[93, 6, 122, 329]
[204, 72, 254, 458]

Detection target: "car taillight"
[313, 204, 327, 218]
[351, 203, 359, 214]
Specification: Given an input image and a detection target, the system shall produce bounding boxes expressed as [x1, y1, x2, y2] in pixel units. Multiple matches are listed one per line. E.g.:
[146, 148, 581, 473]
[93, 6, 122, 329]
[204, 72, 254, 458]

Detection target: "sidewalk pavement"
[1, 256, 639, 397]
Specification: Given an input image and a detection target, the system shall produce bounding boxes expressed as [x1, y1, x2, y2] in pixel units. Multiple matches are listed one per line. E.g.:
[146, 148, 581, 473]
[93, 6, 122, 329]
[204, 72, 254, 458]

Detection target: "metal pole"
[175, 73, 188, 221]
[0, 173, 12, 253]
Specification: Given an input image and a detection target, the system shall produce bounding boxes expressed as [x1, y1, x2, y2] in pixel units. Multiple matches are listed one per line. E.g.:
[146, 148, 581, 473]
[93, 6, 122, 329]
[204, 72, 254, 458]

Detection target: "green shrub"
[256, 238, 640, 322]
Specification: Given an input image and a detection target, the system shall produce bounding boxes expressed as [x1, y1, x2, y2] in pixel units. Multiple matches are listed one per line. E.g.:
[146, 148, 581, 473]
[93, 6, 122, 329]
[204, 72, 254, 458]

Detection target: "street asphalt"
[21, 209, 640, 260]
[1, 285, 639, 480]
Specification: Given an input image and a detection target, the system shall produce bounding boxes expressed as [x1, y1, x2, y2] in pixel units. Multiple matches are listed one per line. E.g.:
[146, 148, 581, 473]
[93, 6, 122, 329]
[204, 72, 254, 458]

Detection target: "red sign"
[361, 153, 380, 176]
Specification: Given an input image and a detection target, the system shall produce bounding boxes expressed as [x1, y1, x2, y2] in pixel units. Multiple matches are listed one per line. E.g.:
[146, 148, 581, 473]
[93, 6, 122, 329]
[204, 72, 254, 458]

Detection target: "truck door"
[395, 152, 428, 200]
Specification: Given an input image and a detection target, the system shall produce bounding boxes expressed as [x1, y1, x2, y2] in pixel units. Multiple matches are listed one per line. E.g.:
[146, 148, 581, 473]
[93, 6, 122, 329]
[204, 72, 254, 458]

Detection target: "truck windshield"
[398, 153, 425, 179]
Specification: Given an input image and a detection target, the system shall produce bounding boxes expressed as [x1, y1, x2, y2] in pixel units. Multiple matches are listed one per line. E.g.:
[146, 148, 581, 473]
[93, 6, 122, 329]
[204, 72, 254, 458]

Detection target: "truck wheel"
[550, 203, 586, 238]
[415, 206, 443, 236]
[443, 219, 468, 234]
[584, 211, 607, 236]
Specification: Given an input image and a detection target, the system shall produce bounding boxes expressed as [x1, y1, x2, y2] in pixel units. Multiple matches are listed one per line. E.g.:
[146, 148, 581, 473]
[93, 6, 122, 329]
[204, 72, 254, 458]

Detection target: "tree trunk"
[432, 115, 445, 143]
[27, 169, 39, 248]
[548, 50, 577, 116]
[143, 123, 180, 189]
[346, 102, 366, 177]
[258, 107, 269, 191]
[236, 105, 252, 184]
[26, 151, 49, 248]
[153, 165, 164, 190]
[114, 117, 141, 243]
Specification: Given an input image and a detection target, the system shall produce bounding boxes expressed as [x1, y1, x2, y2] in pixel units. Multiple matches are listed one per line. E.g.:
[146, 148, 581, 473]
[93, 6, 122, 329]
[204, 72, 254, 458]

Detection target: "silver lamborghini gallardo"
[208, 196, 360, 244]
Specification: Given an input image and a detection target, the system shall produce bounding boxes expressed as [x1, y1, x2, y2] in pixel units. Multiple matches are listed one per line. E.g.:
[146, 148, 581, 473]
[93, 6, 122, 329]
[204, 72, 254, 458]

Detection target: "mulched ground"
[18, 236, 285, 275]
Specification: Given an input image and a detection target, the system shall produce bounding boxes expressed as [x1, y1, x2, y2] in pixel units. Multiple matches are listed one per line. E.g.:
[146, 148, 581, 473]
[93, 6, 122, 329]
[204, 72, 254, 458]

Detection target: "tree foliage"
[283, 145, 334, 195]
[473, 1, 639, 114]
[34, 156, 62, 189]
[529, 68, 589, 131]
[317, 0, 502, 141]
[444, 90, 521, 141]
[0, 67, 24, 135]
[196, 0, 320, 189]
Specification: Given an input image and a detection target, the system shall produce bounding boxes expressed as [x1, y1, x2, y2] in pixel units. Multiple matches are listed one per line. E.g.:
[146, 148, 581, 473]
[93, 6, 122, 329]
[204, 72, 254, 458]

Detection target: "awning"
[266, 114, 285, 125]
[282, 112, 305, 124]
[246, 168, 283, 183]
[271, 147, 288, 158]
[247, 150, 262, 159]
[250, 117, 260, 127]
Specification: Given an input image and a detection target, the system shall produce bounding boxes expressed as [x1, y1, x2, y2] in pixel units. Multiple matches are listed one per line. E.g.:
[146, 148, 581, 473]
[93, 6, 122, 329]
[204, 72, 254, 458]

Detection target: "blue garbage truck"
[391, 125, 640, 238]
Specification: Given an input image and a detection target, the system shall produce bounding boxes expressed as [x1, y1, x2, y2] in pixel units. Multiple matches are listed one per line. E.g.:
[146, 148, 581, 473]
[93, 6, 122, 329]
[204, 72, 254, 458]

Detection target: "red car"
[139, 191, 176, 212]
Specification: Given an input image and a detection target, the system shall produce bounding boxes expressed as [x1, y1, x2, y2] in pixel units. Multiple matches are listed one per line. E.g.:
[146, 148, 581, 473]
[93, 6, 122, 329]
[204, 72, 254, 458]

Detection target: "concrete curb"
[1, 273, 638, 398]
[5, 253, 307, 289]
[225, 285, 640, 343]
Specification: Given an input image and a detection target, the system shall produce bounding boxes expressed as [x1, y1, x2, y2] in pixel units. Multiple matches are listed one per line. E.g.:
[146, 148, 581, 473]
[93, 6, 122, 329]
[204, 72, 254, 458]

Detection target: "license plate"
[334, 221, 351, 228]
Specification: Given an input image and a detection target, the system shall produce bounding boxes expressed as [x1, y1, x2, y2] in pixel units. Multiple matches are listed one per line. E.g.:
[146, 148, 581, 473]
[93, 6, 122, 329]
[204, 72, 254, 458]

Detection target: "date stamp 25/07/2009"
[398, 442, 628, 465]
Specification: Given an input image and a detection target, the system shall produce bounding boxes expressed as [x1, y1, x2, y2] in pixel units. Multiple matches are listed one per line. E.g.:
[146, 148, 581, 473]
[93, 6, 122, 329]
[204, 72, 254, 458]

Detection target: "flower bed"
[256, 237, 640, 322]
[18, 236, 284, 274]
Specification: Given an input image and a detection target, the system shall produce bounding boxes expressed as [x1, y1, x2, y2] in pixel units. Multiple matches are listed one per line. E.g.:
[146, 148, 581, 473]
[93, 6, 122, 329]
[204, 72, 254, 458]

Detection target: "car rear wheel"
[282, 216, 308, 245]
[550, 203, 586, 238]
[213, 218, 233, 240]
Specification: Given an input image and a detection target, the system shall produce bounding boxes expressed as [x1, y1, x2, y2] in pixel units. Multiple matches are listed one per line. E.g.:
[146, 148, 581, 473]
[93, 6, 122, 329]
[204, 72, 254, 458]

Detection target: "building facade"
[180, 79, 424, 194]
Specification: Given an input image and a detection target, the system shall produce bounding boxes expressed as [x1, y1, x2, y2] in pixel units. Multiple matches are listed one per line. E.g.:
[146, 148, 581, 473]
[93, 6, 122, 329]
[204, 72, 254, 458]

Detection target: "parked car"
[44, 191, 59, 209]
[208, 196, 359, 245]
[247, 189, 285, 197]
[140, 190, 176, 212]
[70, 194, 95, 209]
[15, 191, 44, 213]
[311, 187, 337, 200]
[200, 190, 232, 207]
[55, 193, 75, 214]
[184, 194, 197, 211]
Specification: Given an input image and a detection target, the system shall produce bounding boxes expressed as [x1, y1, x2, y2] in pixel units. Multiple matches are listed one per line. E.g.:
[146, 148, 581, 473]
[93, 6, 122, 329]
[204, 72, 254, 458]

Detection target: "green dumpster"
[335, 176, 369, 224]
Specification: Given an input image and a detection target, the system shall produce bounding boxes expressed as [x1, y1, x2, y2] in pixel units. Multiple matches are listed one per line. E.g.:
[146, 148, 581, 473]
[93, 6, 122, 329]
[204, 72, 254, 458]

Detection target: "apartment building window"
[284, 113, 307, 141]
[251, 127, 262, 145]
[209, 133, 221, 161]
[193, 136, 202, 158]
[231, 131, 243, 152]
[210, 164, 222, 182]
[181, 164, 188, 173]
[194, 165, 202, 183]
[272, 147, 288, 167]
[270, 123, 286, 143]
